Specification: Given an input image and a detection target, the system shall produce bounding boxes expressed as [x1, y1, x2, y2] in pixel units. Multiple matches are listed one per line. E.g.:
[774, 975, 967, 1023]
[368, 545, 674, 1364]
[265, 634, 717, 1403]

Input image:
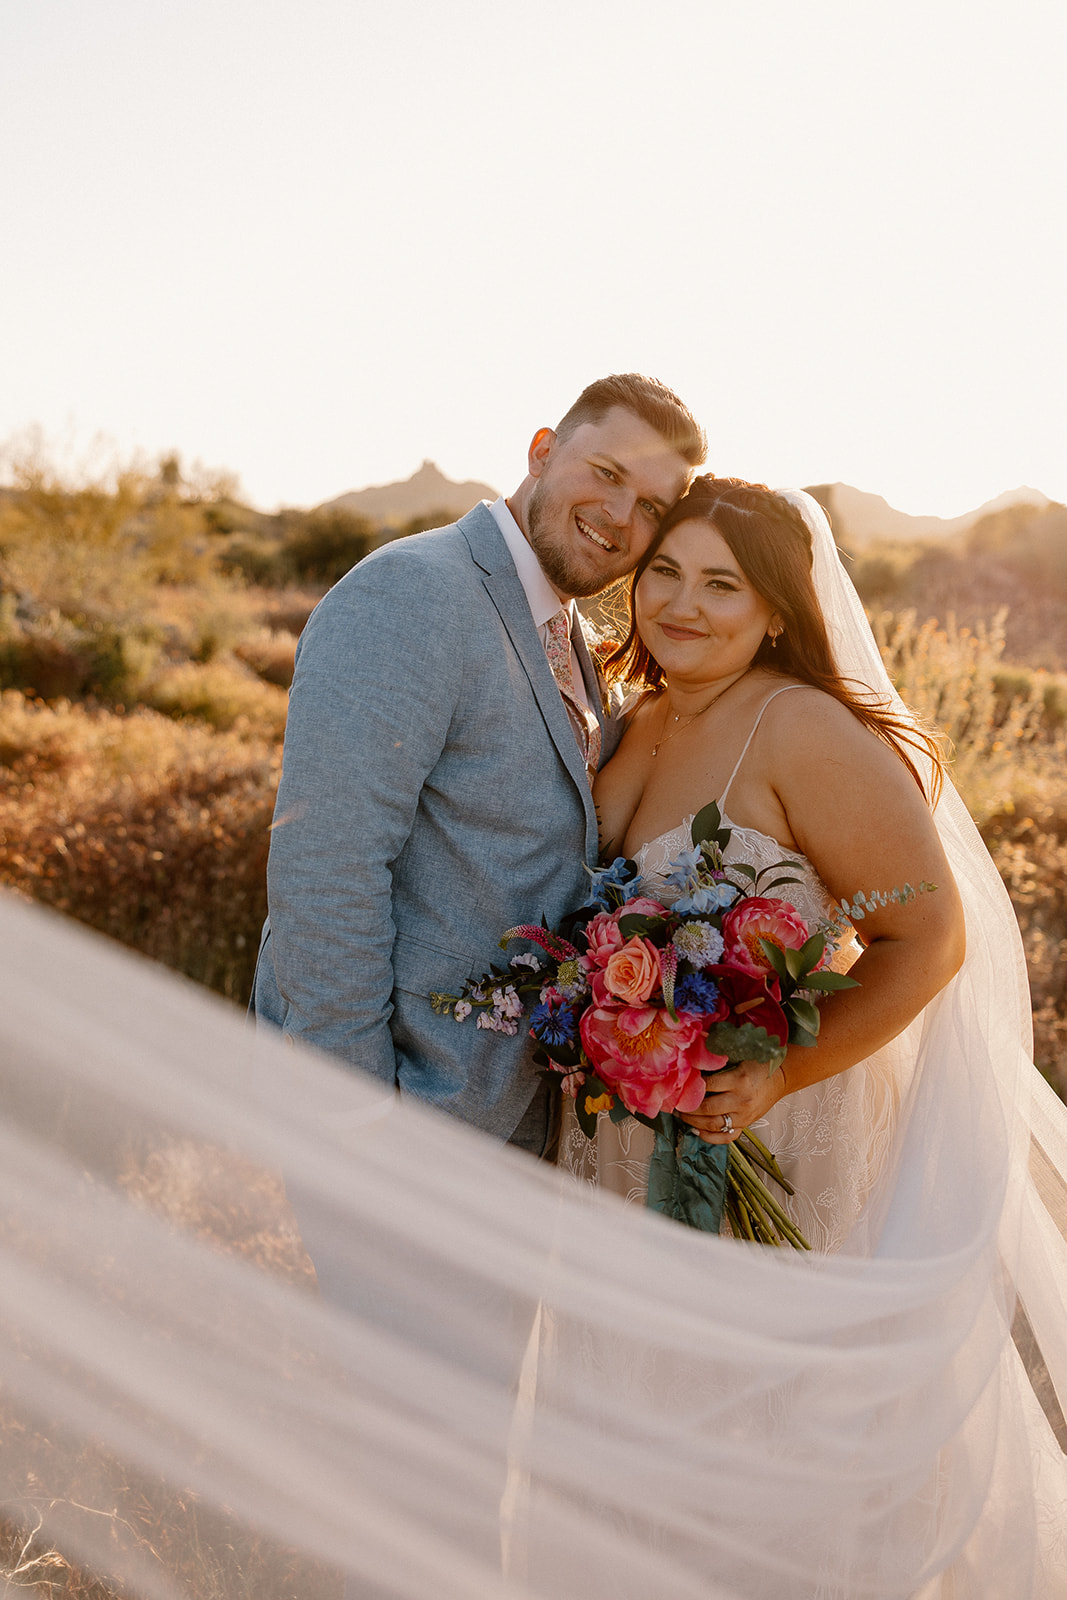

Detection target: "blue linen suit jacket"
[252, 503, 619, 1140]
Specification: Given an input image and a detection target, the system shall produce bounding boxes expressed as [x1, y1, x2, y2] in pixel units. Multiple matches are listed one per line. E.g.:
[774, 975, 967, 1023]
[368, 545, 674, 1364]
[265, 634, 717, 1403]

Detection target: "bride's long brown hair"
[602, 476, 946, 801]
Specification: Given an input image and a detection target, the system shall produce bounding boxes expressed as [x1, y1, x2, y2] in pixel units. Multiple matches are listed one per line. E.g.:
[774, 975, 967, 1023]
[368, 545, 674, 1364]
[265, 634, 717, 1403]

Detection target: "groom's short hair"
[555, 373, 707, 467]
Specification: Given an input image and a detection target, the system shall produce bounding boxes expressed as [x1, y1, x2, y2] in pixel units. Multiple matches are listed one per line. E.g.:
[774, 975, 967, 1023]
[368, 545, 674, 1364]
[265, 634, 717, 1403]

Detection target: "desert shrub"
[254, 590, 322, 638]
[0, 693, 280, 1001]
[218, 533, 293, 585]
[280, 507, 377, 585]
[234, 628, 298, 688]
[851, 514, 1067, 670]
[982, 806, 1067, 1098]
[0, 611, 162, 701]
[872, 609, 1066, 826]
[141, 660, 289, 739]
[968, 500, 1067, 587]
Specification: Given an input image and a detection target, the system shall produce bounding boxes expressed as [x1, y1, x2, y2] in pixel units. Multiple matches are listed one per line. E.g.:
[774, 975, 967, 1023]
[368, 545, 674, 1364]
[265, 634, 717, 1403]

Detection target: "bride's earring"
[769, 623, 783, 649]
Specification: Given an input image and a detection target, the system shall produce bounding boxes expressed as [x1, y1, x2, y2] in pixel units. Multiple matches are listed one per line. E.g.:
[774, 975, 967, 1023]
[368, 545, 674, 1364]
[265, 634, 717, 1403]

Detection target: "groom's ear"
[527, 427, 557, 478]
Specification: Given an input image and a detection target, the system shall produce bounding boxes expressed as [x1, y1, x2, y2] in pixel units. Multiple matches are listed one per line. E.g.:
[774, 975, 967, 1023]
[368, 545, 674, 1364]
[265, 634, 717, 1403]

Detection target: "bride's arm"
[683, 692, 966, 1143]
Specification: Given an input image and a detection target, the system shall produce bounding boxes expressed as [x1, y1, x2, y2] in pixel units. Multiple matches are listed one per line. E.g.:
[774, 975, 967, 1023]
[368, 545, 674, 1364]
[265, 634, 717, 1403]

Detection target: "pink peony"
[584, 911, 626, 967]
[620, 896, 670, 919]
[601, 936, 662, 1004]
[722, 896, 811, 978]
[580, 999, 728, 1118]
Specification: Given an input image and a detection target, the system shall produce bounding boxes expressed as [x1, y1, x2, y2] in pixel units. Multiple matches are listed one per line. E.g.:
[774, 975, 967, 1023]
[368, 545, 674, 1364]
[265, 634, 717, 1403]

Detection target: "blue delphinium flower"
[673, 882, 739, 916]
[663, 848, 703, 891]
[585, 856, 640, 911]
[530, 994, 580, 1048]
[674, 971, 722, 1014]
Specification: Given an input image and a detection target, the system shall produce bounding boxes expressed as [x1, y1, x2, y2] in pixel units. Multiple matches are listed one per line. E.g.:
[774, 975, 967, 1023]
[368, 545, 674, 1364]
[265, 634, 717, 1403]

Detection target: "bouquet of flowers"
[432, 802, 863, 1246]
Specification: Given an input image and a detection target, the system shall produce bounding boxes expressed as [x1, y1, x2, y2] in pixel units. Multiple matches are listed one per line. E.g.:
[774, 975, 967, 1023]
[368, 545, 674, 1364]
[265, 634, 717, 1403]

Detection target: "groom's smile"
[574, 514, 618, 553]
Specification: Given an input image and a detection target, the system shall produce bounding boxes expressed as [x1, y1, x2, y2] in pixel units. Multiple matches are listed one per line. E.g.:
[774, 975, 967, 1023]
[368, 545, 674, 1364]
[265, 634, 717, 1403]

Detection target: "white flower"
[509, 952, 543, 972]
[672, 921, 725, 968]
[497, 985, 524, 1019]
[454, 999, 472, 1023]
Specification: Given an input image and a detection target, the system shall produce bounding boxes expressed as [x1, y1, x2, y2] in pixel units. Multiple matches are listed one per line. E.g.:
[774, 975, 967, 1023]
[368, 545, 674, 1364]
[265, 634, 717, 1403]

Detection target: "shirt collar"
[487, 497, 575, 631]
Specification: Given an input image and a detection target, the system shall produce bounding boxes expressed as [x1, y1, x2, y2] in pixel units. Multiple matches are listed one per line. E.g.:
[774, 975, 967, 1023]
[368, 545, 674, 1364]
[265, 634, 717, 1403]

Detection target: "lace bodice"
[634, 811, 843, 941]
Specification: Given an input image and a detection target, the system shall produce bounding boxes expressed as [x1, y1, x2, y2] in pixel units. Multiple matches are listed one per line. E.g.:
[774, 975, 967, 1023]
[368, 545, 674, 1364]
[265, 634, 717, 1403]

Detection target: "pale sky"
[2, 0, 1065, 517]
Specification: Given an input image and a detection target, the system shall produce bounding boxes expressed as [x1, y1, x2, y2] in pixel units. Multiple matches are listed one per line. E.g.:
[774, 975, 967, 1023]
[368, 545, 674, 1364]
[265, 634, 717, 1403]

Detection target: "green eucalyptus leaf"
[705, 1020, 787, 1066]
[608, 1099, 631, 1125]
[787, 997, 822, 1035]
[803, 970, 860, 992]
[790, 1021, 820, 1049]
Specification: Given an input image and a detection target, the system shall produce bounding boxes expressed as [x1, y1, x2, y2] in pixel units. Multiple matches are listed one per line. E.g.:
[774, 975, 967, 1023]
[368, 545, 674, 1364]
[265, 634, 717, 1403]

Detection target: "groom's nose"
[601, 484, 637, 529]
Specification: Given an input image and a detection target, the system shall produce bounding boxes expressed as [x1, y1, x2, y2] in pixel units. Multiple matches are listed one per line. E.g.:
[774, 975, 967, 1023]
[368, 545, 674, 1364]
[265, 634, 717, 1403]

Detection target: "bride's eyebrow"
[650, 554, 742, 579]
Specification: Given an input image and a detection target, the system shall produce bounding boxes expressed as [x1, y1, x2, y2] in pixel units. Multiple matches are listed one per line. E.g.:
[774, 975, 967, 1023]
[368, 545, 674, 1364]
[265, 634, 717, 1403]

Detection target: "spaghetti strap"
[717, 684, 808, 811]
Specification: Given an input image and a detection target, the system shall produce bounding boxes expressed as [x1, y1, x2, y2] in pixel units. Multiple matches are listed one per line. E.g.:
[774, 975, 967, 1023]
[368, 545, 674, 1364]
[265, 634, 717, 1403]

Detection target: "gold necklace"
[650, 673, 747, 758]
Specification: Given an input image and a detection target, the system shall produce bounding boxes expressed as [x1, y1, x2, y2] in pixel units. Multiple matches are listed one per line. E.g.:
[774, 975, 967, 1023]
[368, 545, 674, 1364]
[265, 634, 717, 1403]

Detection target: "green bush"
[281, 507, 378, 585]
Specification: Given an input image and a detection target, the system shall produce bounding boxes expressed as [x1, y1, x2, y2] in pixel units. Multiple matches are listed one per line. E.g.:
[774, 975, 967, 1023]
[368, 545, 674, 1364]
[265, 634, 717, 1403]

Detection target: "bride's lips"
[659, 623, 707, 640]
[574, 513, 618, 553]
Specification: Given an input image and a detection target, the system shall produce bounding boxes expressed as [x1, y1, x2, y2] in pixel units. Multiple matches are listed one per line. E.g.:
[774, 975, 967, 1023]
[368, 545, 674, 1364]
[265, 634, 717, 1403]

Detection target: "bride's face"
[635, 517, 778, 684]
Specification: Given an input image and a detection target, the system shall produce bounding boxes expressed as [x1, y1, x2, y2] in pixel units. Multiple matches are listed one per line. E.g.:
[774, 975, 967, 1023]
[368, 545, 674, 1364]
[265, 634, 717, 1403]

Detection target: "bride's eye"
[650, 563, 678, 579]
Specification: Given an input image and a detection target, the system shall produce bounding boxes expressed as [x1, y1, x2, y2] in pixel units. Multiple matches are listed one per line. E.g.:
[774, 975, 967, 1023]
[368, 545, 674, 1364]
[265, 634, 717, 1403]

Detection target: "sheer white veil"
[1, 492, 1065, 1599]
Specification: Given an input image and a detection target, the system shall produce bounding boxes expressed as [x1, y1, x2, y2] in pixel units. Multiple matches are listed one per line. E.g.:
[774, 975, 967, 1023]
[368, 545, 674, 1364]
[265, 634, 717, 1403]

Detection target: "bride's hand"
[679, 1060, 787, 1143]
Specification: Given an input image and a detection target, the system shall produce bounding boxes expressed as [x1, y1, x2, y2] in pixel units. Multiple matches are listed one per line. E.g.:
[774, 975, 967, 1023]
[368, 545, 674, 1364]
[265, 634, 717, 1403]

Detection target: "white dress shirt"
[486, 497, 591, 710]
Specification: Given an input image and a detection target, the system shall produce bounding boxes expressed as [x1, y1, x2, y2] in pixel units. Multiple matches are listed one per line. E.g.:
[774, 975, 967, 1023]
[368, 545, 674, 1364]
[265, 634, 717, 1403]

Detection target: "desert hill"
[321, 462, 1050, 549]
[321, 460, 498, 526]
[805, 482, 1050, 547]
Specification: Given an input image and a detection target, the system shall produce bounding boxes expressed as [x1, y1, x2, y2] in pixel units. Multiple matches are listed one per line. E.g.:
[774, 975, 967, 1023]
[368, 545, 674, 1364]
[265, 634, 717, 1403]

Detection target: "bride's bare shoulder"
[762, 682, 913, 779]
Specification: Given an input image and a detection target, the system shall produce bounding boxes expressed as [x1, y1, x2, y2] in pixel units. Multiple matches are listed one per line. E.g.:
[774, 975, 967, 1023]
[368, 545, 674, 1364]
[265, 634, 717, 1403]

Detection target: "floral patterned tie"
[544, 608, 602, 776]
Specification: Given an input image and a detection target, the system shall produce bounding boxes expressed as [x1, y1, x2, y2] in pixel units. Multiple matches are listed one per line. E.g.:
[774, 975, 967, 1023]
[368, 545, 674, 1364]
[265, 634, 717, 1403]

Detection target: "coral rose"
[601, 936, 662, 1004]
[584, 911, 626, 968]
[580, 1000, 728, 1118]
[722, 896, 811, 978]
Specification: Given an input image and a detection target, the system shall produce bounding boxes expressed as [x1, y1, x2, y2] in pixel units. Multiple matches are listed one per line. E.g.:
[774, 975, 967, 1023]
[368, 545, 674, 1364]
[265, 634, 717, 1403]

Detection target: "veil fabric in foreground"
[0, 495, 1066, 1598]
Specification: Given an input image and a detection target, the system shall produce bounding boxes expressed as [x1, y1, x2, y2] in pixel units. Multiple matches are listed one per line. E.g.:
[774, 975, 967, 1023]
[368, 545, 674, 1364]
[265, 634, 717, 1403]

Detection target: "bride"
[564, 476, 967, 1252]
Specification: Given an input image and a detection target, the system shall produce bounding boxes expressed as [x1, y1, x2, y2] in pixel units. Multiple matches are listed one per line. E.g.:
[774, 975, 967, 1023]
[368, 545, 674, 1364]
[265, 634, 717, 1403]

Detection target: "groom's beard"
[526, 478, 621, 599]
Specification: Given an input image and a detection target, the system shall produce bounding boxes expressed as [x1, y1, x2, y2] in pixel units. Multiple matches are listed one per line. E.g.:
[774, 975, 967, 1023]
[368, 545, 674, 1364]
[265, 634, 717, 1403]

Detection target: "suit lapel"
[459, 507, 599, 840]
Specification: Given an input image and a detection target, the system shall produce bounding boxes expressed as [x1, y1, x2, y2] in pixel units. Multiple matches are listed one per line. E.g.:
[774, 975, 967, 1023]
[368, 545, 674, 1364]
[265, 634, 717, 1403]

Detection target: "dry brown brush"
[0, 693, 279, 1001]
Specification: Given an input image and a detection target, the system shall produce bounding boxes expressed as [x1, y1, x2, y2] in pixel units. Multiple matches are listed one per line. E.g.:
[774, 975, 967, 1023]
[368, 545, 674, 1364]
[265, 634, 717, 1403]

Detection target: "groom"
[253, 374, 705, 1156]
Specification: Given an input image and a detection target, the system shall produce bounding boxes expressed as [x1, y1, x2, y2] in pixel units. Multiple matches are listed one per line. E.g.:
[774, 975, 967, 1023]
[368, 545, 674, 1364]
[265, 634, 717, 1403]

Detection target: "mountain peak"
[320, 461, 499, 526]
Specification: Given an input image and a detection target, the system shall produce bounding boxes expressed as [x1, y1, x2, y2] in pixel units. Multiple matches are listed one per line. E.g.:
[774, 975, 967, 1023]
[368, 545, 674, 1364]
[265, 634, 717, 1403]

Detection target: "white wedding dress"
[559, 682, 902, 1256]
[1, 491, 1065, 1599]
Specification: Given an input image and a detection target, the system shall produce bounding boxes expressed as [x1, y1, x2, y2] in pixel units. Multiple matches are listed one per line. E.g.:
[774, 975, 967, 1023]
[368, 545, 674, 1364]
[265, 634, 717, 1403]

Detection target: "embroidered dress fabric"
[0, 491, 1065, 1598]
